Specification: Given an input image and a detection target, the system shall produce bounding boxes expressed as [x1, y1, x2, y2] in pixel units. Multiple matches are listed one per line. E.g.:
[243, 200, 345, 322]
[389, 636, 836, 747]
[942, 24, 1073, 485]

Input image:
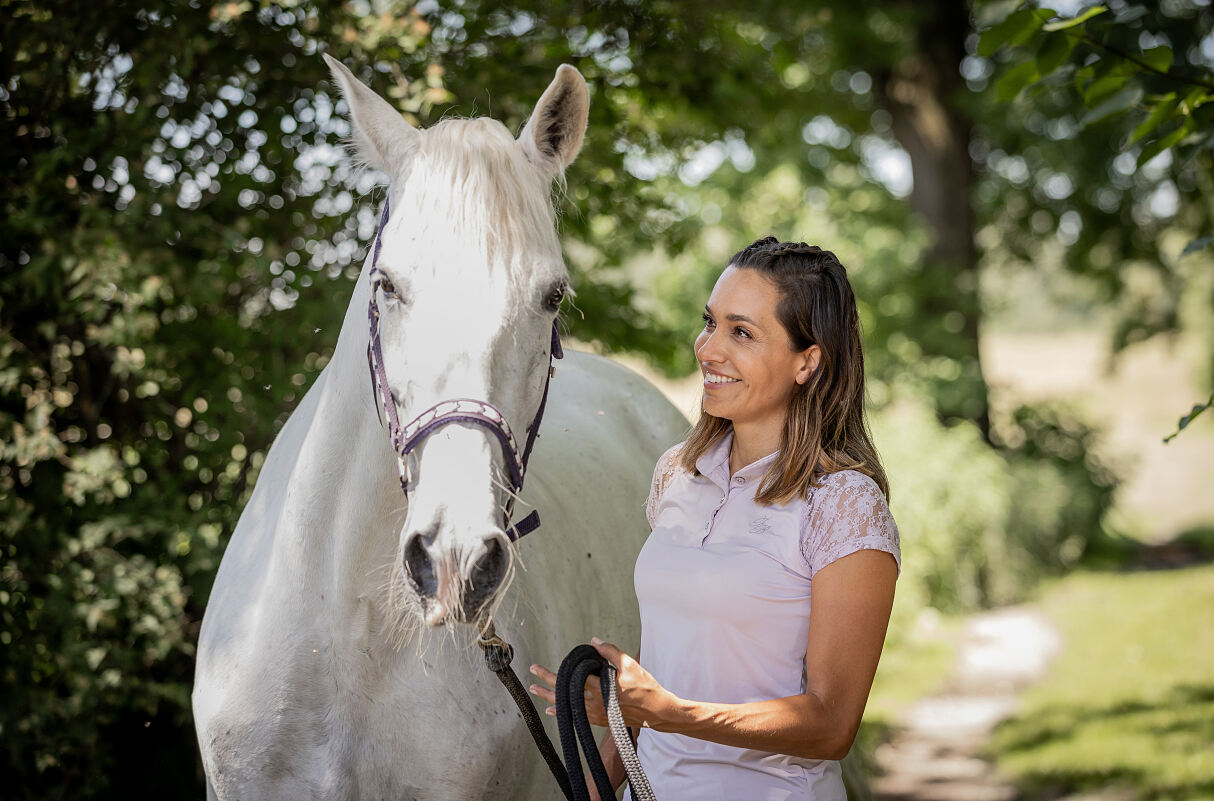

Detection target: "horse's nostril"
[468, 537, 508, 600]
[403, 535, 437, 597]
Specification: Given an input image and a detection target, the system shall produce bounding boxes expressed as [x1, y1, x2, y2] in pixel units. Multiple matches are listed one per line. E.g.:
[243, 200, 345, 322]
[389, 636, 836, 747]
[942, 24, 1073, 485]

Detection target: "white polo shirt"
[625, 432, 901, 801]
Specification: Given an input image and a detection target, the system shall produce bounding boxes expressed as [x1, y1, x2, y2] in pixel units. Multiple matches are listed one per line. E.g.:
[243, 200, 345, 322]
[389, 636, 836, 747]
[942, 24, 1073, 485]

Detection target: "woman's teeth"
[705, 373, 739, 384]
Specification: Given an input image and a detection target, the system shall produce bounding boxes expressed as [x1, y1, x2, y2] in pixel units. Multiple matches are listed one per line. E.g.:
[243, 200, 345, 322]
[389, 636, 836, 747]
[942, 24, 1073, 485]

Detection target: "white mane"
[404, 118, 562, 267]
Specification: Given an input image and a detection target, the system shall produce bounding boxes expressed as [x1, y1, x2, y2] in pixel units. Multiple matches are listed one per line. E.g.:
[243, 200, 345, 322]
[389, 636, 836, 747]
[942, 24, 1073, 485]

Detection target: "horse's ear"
[519, 64, 589, 178]
[323, 53, 418, 174]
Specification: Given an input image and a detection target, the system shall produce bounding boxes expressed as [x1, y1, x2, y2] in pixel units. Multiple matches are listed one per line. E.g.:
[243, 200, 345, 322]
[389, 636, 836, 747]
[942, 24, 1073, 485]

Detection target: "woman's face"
[694, 265, 817, 429]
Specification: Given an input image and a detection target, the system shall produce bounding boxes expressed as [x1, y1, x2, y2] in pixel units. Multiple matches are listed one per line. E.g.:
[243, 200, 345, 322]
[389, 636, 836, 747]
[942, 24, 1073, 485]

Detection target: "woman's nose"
[694, 328, 721, 362]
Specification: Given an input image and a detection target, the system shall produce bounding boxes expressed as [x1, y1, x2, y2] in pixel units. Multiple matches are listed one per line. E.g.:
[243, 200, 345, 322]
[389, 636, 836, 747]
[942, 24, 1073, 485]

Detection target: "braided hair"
[679, 236, 889, 503]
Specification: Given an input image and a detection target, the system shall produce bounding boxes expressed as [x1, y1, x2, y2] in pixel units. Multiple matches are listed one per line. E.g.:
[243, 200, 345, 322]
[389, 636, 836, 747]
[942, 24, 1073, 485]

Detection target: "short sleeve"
[644, 443, 684, 530]
[801, 471, 901, 579]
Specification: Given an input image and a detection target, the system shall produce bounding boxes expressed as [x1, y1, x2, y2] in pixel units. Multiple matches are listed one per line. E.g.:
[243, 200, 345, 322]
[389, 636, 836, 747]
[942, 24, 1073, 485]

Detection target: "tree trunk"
[873, 2, 991, 439]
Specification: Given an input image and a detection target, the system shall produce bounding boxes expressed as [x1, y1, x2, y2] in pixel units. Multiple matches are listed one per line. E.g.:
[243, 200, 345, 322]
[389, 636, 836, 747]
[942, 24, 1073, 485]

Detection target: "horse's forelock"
[399, 117, 562, 273]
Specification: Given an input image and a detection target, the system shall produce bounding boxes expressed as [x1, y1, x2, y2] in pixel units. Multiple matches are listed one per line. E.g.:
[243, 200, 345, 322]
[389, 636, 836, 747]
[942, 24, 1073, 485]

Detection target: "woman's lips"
[703, 369, 740, 386]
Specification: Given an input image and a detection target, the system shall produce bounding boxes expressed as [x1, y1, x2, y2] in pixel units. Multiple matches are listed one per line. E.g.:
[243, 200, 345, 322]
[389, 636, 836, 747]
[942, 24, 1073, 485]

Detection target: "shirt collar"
[694, 429, 780, 490]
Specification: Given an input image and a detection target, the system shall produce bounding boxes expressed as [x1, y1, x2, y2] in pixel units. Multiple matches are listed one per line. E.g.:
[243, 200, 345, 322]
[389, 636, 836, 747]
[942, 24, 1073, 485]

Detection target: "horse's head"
[325, 55, 588, 629]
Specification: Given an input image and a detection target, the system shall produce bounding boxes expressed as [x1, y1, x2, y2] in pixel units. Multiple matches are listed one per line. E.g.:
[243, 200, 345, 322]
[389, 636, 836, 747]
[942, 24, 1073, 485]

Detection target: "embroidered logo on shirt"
[749, 516, 772, 536]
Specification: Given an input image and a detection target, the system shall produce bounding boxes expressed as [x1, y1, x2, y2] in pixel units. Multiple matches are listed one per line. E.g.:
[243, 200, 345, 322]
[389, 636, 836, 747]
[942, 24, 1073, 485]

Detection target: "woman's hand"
[528, 637, 678, 731]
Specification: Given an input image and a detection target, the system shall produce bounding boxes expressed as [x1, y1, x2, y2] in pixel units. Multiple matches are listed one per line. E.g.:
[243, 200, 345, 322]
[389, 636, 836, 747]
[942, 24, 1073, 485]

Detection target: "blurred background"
[2, 0, 1211, 798]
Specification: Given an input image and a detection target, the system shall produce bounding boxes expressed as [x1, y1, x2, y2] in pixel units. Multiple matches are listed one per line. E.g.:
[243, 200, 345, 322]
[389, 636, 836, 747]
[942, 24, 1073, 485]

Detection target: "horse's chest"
[202, 645, 541, 801]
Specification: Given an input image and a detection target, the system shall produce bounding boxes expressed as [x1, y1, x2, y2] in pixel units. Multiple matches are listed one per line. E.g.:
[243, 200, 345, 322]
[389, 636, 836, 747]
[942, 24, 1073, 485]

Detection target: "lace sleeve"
[801, 471, 901, 580]
[644, 443, 684, 530]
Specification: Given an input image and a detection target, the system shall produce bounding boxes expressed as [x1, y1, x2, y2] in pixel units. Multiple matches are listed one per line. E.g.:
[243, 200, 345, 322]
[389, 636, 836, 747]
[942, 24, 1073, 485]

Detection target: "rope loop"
[476, 619, 516, 672]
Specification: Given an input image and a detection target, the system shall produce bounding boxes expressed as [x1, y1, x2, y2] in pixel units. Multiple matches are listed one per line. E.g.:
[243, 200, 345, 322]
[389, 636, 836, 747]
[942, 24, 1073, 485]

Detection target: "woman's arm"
[540, 548, 897, 762]
[655, 549, 896, 760]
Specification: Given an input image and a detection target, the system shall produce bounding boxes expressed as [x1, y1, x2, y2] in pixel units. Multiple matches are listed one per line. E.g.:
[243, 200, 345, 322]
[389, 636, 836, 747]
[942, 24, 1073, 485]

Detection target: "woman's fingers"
[527, 659, 612, 727]
[590, 636, 623, 669]
[529, 663, 556, 686]
[528, 663, 556, 705]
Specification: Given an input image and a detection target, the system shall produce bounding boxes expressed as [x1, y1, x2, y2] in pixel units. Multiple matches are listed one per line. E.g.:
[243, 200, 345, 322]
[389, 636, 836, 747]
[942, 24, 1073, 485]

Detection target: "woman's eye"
[734, 327, 751, 339]
[701, 313, 715, 328]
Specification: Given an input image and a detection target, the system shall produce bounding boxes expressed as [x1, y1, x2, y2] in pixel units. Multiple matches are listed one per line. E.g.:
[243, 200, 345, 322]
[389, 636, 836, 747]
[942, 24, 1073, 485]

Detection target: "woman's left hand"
[529, 638, 678, 731]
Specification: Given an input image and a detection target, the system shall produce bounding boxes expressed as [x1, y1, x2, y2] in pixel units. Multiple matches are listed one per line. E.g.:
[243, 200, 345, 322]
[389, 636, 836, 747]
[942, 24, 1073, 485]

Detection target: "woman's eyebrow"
[705, 303, 764, 329]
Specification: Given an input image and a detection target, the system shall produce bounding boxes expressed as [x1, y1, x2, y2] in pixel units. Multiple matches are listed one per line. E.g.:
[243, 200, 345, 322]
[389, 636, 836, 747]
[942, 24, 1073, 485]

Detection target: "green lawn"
[985, 562, 1214, 801]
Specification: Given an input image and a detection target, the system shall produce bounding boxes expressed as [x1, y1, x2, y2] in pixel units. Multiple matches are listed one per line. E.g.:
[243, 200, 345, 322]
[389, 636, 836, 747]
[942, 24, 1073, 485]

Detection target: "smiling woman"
[530, 237, 901, 801]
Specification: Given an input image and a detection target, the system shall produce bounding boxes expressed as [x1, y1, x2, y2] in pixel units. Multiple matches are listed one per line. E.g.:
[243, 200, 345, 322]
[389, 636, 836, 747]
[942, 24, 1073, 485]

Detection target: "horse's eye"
[380, 279, 397, 298]
[546, 286, 565, 312]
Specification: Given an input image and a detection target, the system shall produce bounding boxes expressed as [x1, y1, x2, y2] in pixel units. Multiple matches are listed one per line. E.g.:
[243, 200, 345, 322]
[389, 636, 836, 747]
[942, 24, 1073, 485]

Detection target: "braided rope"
[603, 665, 655, 801]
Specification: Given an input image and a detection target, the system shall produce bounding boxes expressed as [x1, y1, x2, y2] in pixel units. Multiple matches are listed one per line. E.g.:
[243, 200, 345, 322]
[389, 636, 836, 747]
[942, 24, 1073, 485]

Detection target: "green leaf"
[1140, 45, 1173, 74]
[1125, 94, 1178, 148]
[1180, 235, 1212, 257]
[1181, 86, 1210, 113]
[978, 8, 1051, 57]
[1137, 117, 1197, 167]
[996, 61, 1041, 102]
[1036, 32, 1076, 75]
[1084, 70, 1130, 106]
[1080, 85, 1142, 127]
[1163, 394, 1214, 443]
[1042, 5, 1107, 31]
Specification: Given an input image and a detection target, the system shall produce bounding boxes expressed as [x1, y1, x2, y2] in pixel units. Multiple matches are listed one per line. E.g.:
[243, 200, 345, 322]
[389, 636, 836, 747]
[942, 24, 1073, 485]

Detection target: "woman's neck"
[728, 417, 784, 476]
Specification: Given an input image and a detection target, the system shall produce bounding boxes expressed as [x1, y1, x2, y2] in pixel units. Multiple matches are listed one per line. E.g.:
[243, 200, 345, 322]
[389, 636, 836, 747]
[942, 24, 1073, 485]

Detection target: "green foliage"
[995, 403, 1120, 572]
[975, 0, 1214, 432]
[979, 0, 1214, 272]
[980, 1, 1214, 179]
[873, 392, 1119, 612]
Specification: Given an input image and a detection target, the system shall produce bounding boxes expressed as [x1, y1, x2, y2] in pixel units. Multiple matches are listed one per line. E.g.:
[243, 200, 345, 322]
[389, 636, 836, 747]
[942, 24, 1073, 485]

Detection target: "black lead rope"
[477, 622, 574, 801]
[556, 645, 618, 801]
[477, 623, 656, 801]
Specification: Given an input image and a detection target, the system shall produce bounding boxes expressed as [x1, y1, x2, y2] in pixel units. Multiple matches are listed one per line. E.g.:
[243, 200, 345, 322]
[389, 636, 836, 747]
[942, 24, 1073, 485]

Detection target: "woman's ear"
[796, 345, 822, 385]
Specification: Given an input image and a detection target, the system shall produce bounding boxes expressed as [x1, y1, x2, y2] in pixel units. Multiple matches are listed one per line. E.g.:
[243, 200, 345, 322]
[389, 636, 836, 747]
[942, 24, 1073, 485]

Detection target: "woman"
[529, 237, 901, 800]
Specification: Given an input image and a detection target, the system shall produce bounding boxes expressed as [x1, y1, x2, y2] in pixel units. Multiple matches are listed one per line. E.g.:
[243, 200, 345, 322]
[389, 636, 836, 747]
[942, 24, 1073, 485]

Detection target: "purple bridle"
[364, 198, 563, 542]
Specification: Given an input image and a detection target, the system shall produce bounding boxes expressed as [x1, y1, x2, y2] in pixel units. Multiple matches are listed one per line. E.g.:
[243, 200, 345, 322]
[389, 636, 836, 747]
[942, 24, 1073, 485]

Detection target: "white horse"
[193, 57, 688, 800]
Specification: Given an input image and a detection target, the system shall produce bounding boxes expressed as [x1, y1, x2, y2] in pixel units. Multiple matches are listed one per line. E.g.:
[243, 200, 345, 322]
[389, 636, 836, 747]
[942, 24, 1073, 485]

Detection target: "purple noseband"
[364, 197, 563, 541]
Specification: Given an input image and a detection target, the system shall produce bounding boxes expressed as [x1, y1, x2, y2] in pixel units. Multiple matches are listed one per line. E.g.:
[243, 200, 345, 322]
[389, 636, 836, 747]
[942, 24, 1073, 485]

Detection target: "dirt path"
[871, 606, 1063, 801]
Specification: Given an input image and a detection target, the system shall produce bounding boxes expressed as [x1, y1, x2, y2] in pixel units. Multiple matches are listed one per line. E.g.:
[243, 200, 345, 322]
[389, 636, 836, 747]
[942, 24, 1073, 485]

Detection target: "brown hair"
[678, 237, 889, 503]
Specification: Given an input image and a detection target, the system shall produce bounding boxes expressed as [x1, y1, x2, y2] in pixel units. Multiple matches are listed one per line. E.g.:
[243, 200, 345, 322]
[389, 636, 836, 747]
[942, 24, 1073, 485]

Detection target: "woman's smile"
[703, 367, 740, 386]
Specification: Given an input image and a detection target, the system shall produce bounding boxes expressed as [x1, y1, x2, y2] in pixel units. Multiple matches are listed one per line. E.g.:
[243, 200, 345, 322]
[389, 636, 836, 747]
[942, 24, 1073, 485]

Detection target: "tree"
[977, 0, 1214, 440]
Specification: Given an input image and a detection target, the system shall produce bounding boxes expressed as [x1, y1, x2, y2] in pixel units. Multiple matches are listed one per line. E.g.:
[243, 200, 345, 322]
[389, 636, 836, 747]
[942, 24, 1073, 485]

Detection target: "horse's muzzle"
[403, 524, 510, 625]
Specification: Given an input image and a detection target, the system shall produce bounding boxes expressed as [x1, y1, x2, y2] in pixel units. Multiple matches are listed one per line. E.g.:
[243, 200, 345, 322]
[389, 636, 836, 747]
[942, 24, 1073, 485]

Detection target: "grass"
[985, 562, 1214, 801]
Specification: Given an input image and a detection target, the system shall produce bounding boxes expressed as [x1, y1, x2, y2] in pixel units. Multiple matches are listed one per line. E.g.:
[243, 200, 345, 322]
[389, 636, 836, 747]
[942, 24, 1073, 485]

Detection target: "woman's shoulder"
[656, 440, 686, 471]
[811, 468, 887, 503]
[805, 468, 896, 530]
[800, 468, 900, 577]
[645, 440, 688, 528]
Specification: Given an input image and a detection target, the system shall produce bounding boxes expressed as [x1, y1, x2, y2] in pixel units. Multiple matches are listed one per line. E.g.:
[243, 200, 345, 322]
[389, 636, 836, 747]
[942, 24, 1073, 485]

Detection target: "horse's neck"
[282, 265, 403, 610]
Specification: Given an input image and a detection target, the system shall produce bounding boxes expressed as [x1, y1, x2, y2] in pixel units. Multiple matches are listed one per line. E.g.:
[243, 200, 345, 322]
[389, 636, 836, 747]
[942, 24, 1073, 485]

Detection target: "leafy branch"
[1163, 392, 1214, 443]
